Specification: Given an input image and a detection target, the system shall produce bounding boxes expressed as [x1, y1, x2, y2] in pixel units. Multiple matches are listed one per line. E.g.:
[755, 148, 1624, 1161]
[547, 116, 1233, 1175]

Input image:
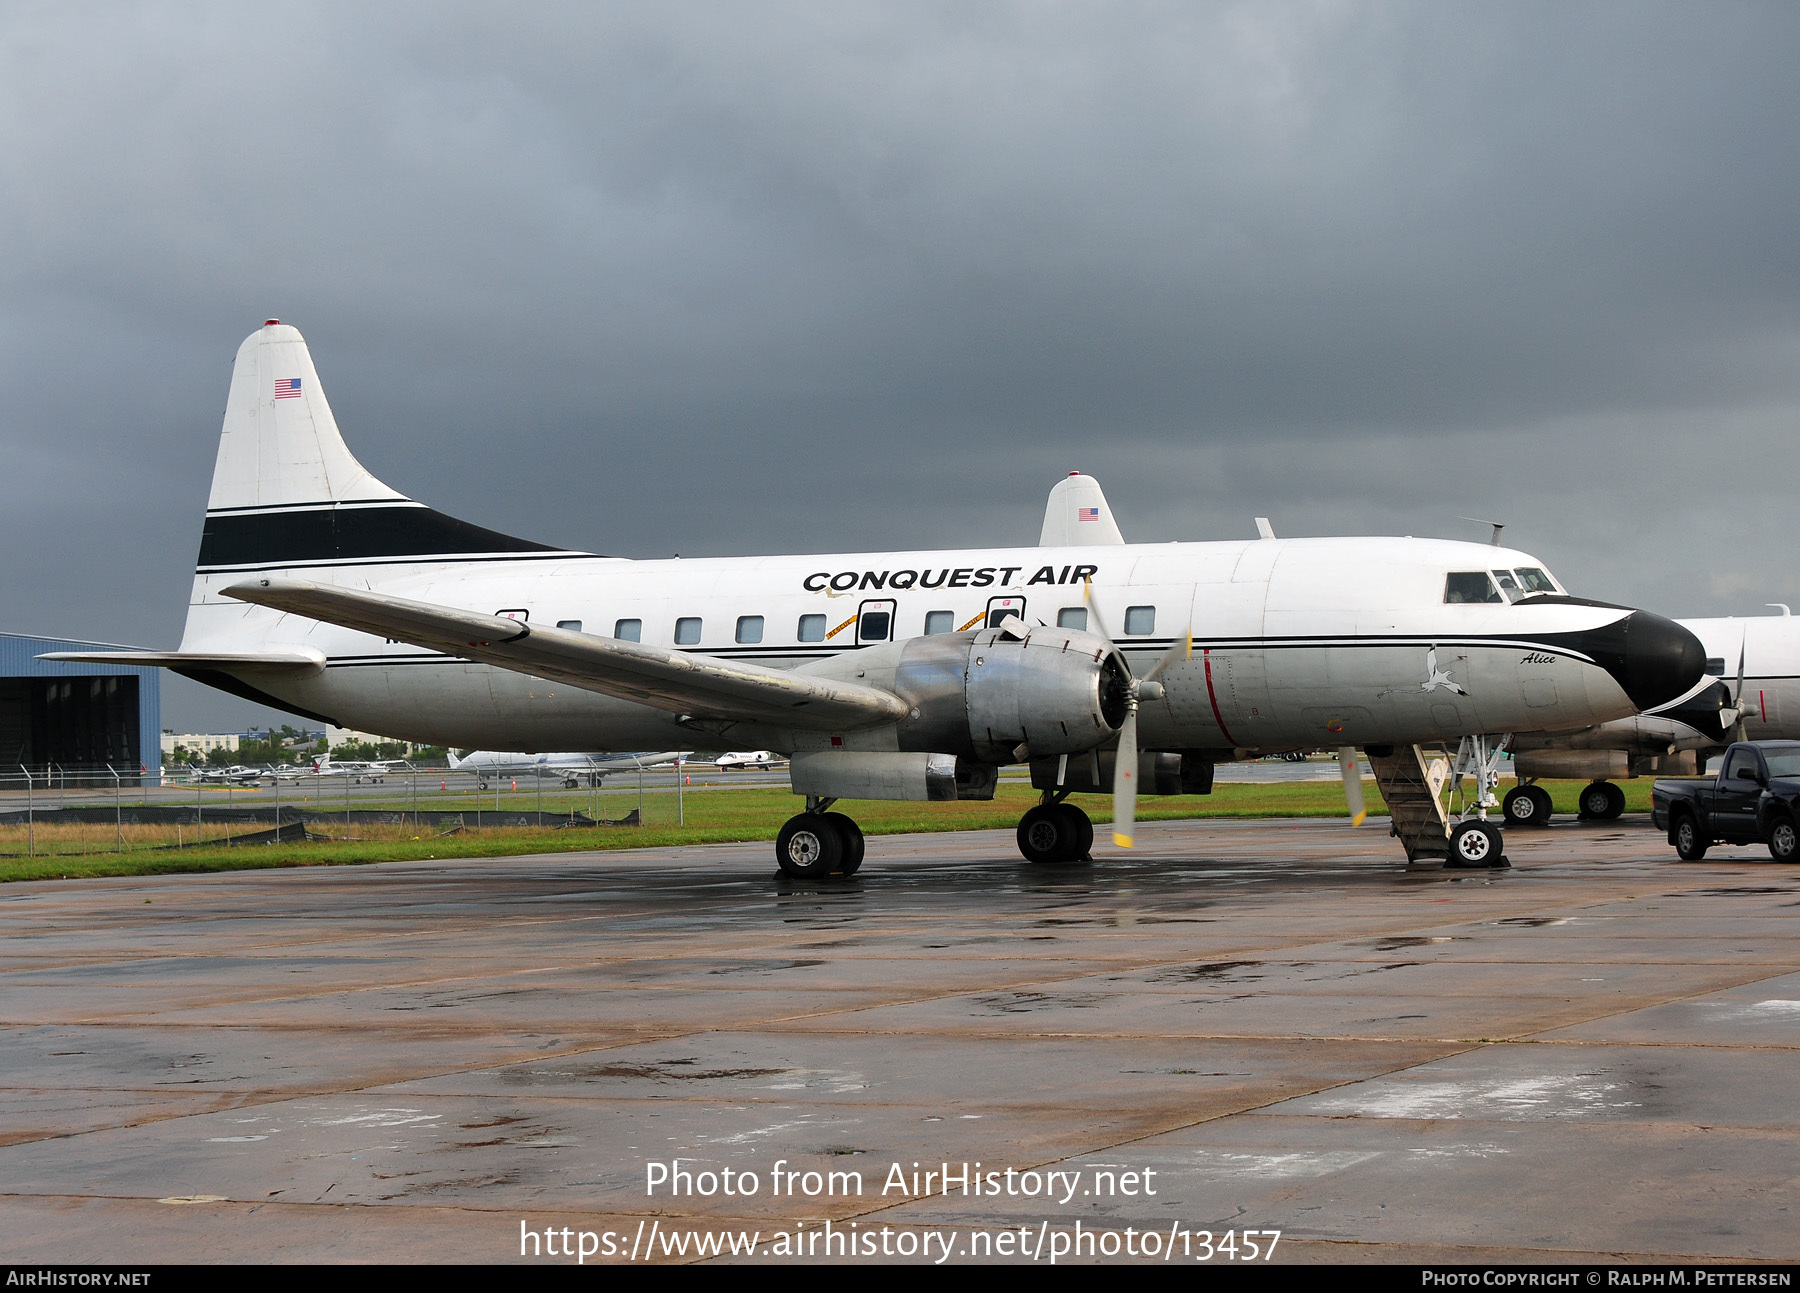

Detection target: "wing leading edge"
[221, 578, 909, 730]
[37, 649, 327, 673]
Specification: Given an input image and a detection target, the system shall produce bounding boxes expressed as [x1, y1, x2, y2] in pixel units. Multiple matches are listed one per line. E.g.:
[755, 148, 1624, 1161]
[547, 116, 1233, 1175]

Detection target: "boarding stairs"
[1368, 745, 1451, 864]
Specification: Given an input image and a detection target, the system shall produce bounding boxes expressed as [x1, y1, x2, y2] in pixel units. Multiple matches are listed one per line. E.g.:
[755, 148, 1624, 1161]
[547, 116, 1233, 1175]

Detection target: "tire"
[1673, 812, 1709, 861]
[1017, 804, 1077, 864]
[1578, 782, 1615, 820]
[1056, 804, 1095, 860]
[1503, 786, 1551, 828]
[1601, 782, 1627, 820]
[776, 814, 843, 879]
[822, 812, 864, 875]
[1448, 820, 1506, 868]
[1768, 814, 1799, 863]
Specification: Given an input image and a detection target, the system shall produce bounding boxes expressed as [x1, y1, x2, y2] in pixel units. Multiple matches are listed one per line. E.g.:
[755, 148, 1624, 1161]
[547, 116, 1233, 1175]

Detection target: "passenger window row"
[588, 606, 1158, 646]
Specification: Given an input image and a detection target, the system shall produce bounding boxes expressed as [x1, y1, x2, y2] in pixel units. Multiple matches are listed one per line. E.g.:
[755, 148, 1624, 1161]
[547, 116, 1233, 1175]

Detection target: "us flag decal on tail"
[274, 378, 303, 399]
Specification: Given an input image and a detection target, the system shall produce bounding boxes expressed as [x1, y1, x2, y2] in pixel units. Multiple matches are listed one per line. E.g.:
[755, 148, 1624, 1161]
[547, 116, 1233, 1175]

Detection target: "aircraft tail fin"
[207, 322, 408, 515]
[1039, 473, 1126, 546]
[193, 321, 570, 575]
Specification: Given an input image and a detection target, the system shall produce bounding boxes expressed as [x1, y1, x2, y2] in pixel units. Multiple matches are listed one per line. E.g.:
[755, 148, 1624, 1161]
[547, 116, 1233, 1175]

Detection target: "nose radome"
[1620, 611, 1707, 711]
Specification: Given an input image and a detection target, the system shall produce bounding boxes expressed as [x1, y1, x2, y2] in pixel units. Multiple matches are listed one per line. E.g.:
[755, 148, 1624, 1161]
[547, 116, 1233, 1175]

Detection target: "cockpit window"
[1514, 567, 1558, 594]
[1445, 572, 1503, 604]
[1491, 569, 1522, 602]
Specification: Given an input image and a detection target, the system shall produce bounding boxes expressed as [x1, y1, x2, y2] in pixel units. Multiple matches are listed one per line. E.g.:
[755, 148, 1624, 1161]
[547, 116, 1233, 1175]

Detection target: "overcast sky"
[5, 2, 1800, 732]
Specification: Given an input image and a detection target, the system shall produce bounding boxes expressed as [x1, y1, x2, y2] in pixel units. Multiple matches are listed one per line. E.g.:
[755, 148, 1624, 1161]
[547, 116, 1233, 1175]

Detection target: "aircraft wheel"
[1577, 782, 1614, 820]
[1768, 814, 1799, 863]
[1673, 812, 1709, 861]
[1502, 786, 1553, 828]
[1017, 804, 1080, 864]
[1057, 804, 1094, 859]
[822, 812, 864, 875]
[776, 814, 843, 879]
[1447, 820, 1508, 869]
[1601, 782, 1627, 819]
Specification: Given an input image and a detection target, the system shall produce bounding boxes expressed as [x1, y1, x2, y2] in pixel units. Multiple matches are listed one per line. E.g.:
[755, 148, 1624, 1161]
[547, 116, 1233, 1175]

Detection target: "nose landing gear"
[1446, 734, 1512, 869]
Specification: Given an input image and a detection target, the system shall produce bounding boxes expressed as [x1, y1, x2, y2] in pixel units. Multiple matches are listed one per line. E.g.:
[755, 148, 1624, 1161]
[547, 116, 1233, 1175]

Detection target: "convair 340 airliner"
[49, 322, 1706, 876]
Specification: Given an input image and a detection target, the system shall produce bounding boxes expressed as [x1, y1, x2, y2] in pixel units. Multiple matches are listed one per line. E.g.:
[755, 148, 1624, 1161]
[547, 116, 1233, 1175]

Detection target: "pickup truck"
[1651, 740, 1800, 861]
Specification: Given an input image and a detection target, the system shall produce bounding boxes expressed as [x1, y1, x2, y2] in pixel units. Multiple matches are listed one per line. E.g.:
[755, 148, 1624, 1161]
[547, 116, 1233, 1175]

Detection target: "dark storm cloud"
[4, 2, 1799, 728]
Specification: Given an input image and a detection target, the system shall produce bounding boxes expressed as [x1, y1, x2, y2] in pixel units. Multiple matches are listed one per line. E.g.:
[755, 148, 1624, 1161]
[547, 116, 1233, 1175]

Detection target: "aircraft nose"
[1614, 610, 1706, 711]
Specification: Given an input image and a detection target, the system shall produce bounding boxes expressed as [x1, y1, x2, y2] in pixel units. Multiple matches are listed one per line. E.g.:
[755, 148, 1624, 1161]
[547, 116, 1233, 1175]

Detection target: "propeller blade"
[1339, 746, 1367, 827]
[1113, 701, 1139, 848]
[1732, 636, 1749, 742]
[1145, 626, 1193, 683]
[1082, 576, 1118, 650]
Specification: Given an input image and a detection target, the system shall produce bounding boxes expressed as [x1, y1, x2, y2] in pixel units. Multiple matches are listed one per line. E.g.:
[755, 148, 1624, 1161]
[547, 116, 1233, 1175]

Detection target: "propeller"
[1721, 634, 1749, 743]
[1339, 746, 1368, 826]
[1085, 578, 1190, 848]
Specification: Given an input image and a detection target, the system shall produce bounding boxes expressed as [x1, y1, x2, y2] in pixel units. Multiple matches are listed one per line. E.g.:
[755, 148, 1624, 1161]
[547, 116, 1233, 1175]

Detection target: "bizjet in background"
[447, 749, 686, 789]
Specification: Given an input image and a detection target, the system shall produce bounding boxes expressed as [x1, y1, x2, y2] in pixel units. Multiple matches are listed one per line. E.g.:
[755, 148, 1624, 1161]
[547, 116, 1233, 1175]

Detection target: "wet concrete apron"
[0, 816, 1795, 1263]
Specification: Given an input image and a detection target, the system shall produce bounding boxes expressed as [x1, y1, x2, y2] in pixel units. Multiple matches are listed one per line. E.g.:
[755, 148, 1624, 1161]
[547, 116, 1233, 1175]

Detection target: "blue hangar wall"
[0, 633, 161, 779]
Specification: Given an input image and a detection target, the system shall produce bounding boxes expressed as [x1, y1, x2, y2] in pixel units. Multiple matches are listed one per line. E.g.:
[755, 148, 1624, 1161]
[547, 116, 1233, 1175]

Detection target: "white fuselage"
[181, 534, 1657, 756]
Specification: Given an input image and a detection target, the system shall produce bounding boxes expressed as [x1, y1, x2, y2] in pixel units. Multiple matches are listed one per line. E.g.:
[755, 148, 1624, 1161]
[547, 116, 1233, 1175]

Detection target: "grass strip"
[0, 776, 1659, 883]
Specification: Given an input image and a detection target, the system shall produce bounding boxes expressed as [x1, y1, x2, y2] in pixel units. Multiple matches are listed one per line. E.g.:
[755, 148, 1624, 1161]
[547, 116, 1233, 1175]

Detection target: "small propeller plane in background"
[269, 753, 410, 784]
[46, 322, 1707, 877]
[189, 764, 270, 785]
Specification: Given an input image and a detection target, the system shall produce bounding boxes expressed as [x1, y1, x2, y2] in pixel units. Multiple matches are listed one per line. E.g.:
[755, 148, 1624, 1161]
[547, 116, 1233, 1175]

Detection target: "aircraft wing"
[36, 649, 327, 673]
[222, 578, 910, 730]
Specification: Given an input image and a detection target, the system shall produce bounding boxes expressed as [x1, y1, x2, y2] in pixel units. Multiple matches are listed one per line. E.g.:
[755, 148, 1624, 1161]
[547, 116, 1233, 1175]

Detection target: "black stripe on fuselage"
[311, 632, 1617, 668]
[196, 504, 573, 569]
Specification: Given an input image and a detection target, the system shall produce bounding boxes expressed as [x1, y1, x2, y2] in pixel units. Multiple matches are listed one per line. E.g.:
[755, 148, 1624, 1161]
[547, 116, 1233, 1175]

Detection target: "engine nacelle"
[872, 622, 1130, 763]
[1514, 749, 1631, 780]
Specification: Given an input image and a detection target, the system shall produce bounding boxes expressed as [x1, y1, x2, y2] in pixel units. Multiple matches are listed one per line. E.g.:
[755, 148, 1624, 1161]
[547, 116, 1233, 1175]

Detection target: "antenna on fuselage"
[1456, 516, 1506, 546]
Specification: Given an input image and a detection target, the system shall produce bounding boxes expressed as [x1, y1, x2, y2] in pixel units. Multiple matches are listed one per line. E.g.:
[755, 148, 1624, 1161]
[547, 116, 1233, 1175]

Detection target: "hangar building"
[0, 633, 162, 783]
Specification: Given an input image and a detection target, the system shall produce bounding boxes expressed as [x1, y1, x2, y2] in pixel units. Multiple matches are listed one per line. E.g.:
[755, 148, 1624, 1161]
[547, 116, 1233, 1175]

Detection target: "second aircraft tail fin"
[1039, 473, 1126, 546]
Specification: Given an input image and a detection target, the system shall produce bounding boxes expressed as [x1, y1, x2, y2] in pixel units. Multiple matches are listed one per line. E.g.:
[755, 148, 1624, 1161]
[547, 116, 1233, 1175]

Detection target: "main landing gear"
[1502, 777, 1626, 827]
[1577, 780, 1627, 821]
[1501, 782, 1555, 828]
[775, 798, 865, 880]
[1016, 792, 1094, 864]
